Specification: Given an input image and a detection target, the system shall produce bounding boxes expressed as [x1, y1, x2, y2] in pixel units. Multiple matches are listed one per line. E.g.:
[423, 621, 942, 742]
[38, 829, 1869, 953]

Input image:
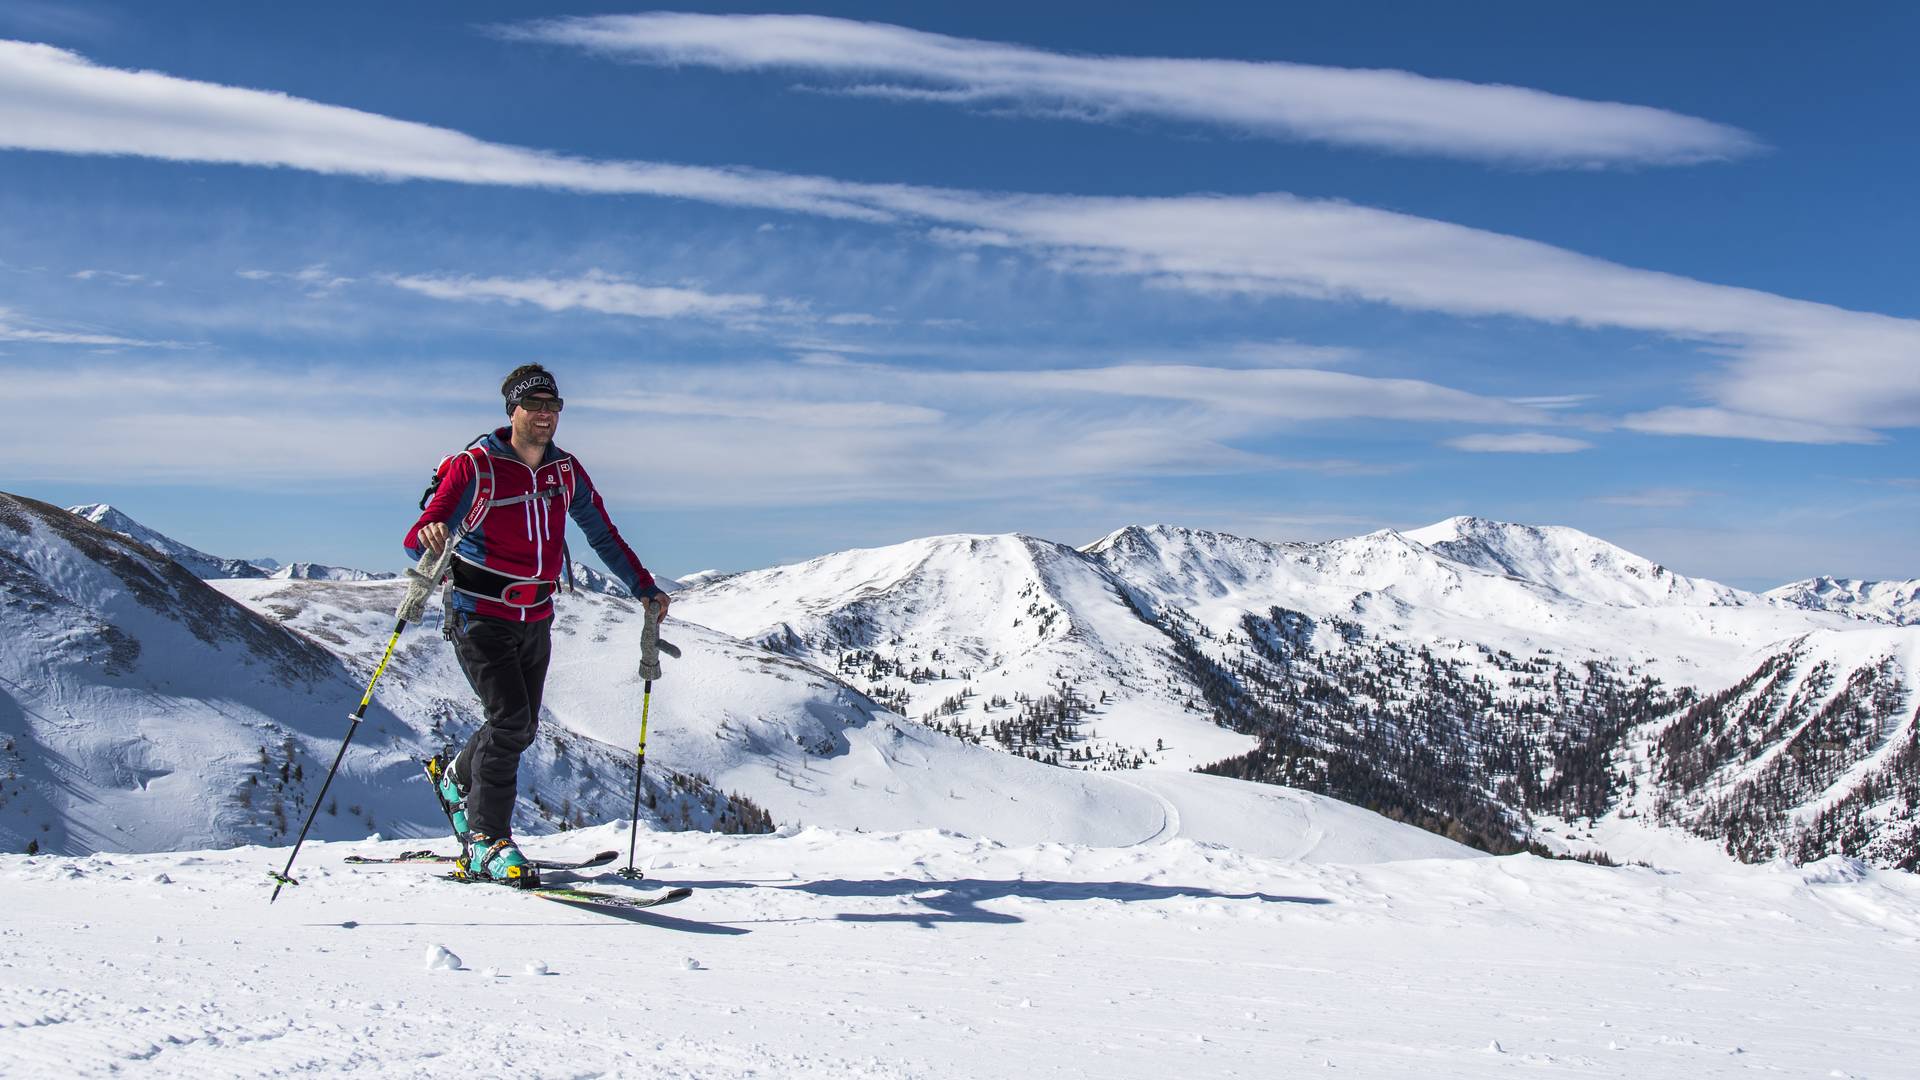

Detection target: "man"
[404, 363, 668, 886]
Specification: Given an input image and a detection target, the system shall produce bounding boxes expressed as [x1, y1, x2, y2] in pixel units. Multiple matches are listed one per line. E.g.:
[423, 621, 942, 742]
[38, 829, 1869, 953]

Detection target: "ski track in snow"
[1, 824, 1916, 1079]
[1110, 773, 1182, 847]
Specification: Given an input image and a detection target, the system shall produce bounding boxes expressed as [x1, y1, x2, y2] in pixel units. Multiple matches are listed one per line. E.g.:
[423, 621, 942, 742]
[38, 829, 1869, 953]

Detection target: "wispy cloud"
[1597, 487, 1712, 509]
[0, 306, 171, 347]
[388, 270, 766, 321]
[1620, 406, 1882, 445]
[822, 311, 895, 327]
[982, 364, 1541, 425]
[1507, 393, 1592, 410]
[72, 269, 157, 286]
[0, 1, 116, 41]
[501, 13, 1760, 168]
[0, 353, 1489, 502]
[236, 264, 355, 297]
[2, 39, 1914, 441]
[0, 39, 896, 221]
[1443, 432, 1593, 453]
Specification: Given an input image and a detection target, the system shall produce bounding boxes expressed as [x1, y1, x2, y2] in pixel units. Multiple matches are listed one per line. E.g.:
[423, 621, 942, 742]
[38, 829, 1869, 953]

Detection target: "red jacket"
[404, 428, 658, 622]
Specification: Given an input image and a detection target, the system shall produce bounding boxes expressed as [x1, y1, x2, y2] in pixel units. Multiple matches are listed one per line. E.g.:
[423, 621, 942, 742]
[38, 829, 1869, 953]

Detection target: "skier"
[404, 364, 668, 887]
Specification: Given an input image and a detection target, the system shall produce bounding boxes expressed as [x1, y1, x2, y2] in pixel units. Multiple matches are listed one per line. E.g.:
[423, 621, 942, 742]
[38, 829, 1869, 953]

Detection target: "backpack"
[419, 435, 574, 638]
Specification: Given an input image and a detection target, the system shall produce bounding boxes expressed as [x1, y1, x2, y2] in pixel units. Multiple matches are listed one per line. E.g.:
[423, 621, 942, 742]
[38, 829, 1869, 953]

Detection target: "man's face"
[512, 393, 562, 445]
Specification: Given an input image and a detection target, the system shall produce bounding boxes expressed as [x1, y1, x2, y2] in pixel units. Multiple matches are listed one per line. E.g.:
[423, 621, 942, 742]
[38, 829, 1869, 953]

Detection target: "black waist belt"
[452, 559, 555, 608]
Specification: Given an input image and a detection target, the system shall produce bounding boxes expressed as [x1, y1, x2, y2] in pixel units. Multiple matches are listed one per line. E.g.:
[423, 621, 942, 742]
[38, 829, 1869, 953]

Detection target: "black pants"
[450, 612, 552, 838]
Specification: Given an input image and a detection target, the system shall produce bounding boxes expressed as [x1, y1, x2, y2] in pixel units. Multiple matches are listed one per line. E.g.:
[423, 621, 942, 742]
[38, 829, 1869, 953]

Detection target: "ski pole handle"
[638, 595, 678, 679]
[396, 532, 460, 623]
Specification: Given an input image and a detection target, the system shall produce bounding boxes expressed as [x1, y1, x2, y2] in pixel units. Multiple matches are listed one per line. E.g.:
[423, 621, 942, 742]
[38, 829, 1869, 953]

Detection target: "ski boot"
[458, 832, 540, 888]
[423, 751, 471, 845]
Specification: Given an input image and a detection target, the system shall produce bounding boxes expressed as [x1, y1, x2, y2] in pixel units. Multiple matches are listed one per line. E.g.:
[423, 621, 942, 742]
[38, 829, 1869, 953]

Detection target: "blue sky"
[0, 1, 1914, 589]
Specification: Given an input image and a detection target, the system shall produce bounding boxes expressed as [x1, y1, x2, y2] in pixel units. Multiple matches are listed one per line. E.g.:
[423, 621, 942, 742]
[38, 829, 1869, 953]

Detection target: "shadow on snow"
[662, 876, 1333, 928]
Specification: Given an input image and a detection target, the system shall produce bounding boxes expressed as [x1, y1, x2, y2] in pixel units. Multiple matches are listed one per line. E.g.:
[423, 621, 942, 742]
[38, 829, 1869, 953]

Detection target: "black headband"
[504, 372, 560, 414]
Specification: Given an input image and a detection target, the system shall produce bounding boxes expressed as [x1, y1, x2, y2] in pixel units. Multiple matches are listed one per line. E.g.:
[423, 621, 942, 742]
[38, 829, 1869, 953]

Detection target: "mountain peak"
[1767, 577, 1920, 626]
[65, 503, 269, 580]
[1402, 516, 1749, 608]
[1403, 515, 1559, 546]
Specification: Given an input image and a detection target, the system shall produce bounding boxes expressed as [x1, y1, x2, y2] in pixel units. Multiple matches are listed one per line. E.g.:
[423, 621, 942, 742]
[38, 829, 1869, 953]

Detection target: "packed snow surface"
[1, 824, 1915, 1079]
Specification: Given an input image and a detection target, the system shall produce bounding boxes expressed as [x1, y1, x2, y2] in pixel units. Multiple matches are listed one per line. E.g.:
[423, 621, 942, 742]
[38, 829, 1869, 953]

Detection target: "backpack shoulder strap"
[457, 442, 494, 533]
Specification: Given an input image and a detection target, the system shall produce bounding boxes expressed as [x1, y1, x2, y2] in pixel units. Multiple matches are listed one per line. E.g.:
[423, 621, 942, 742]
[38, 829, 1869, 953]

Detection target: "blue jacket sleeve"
[565, 458, 661, 599]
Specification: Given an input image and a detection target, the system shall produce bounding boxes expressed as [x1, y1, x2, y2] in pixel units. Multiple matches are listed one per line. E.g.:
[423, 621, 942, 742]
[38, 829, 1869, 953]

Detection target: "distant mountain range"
[68, 503, 648, 594]
[675, 518, 1919, 868]
[4, 493, 1458, 866]
[10, 496, 1918, 871]
[1766, 577, 1919, 627]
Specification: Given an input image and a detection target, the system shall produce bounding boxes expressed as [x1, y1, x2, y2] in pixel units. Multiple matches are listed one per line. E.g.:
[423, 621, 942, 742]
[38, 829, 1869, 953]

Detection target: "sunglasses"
[516, 397, 565, 414]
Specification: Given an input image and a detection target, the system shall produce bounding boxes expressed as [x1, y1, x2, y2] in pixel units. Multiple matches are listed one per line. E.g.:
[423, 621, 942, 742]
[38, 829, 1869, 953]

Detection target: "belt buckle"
[501, 581, 545, 607]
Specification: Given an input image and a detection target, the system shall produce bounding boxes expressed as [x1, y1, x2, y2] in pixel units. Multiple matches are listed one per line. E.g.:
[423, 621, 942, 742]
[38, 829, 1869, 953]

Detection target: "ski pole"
[619, 596, 679, 880]
[269, 535, 458, 903]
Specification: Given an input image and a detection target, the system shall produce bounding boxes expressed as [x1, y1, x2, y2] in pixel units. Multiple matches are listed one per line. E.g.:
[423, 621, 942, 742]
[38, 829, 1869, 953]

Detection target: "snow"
[678, 531, 1262, 772]
[66, 502, 271, 579]
[266, 562, 395, 582]
[1768, 577, 1920, 627]
[6, 494, 1469, 863]
[0, 824, 1915, 1078]
[6, 498, 1920, 1075]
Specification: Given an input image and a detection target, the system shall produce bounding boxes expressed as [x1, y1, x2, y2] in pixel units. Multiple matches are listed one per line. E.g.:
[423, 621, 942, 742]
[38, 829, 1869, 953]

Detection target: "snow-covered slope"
[679, 532, 1255, 772]
[18, 491, 1915, 872]
[4, 493, 366, 852]
[1768, 576, 1920, 626]
[568, 559, 632, 596]
[3, 826, 1916, 1079]
[67, 503, 270, 579]
[680, 518, 1916, 868]
[0, 494, 774, 855]
[1089, 521, 1836, 688]
[1625, 625, 1920, 867]
[266, 562, 395, 582]
[216, 571, 1464, 862]
[1402, 515, 1752, 608]
[8, 489, 1468, 863]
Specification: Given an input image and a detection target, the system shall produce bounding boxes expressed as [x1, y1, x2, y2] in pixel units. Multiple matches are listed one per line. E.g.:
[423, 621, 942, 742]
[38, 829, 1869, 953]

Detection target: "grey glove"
[396, 542, 456, 624]
[638, 595, 681, 680]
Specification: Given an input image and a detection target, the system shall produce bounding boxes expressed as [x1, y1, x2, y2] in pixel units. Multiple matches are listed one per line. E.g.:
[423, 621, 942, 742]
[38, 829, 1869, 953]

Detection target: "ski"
[346, 848, 621, 871]
[439, 872, 693, 913]
[344, 848, 446, 865]
[534, 885, 694, 913]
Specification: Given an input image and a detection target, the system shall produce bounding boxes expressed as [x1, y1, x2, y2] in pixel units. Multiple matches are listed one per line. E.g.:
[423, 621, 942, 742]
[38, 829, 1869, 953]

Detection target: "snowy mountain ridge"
[677, 519, 1918, 868]
[1766, 575, 1920, 626]
[266, 562, 397, 582]
[67, 502, 273, 580]
[1399, 515, 1753, 609]
[4, 492, 1465, 866]
[21, 497, 1919, 871]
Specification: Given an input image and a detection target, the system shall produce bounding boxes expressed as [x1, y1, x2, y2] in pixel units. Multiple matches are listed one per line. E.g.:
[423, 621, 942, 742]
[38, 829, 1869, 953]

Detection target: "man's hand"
[418, 521, 449, 555]
[647, 592, 671, 621]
